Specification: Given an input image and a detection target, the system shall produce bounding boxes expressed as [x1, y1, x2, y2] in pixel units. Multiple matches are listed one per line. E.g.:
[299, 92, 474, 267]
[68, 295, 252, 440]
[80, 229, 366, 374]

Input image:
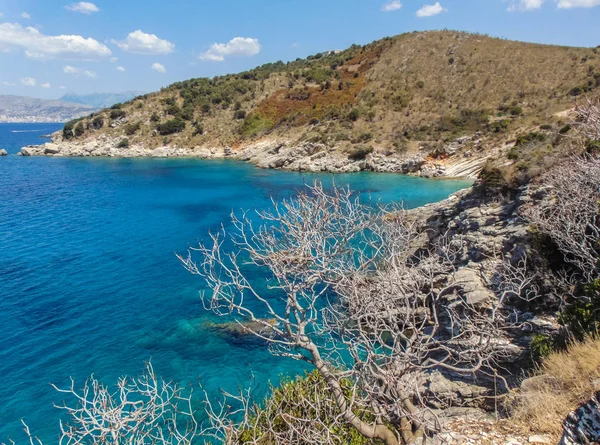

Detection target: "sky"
[0, 0, 599, 100]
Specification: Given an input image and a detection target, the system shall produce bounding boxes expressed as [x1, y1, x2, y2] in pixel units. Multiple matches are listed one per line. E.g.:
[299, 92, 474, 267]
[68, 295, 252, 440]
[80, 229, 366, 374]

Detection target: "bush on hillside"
[110, 109, 126, 120]
[347, 145, 373, 161]
[124, 121, 141, 136]
[156, 117, 186, 135]
[117, 138, 129, 148]
[74, 122, 85, 137]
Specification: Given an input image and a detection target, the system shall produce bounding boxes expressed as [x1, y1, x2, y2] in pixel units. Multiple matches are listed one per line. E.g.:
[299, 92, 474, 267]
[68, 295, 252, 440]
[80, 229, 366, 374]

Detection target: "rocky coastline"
[18, 133, 492, 179]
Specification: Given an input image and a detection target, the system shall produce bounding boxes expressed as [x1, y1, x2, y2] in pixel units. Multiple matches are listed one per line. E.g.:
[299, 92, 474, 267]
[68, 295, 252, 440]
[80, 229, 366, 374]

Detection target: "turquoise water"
[0, 123, 472, 442]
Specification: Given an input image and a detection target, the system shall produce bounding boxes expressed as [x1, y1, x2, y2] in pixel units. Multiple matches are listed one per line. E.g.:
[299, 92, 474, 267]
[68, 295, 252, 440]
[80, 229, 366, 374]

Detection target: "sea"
[0, 122, 472, 442]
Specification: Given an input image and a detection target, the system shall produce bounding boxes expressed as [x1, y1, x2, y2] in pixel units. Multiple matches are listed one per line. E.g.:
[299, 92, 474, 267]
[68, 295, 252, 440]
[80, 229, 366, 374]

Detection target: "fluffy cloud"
[382, 1, 402, 11]
[2, 81, 16, 86]
[116, 66, 126, 72]
[0, 22, 111, 59]
[557, 0, 600, 7]
[509, 0, 600, 10]
[21, 12, 31, 19]
[416, 2, 446, 16]
[508, 0, 544, 10]
[63, 65, 96, 78]
[41, 82, 51, 88]
[114, 30, 174, 54]
[151, 62, 166, 73]
[59, 85, 67, 89]
[20, 77, 36, 86]
[65, 2, 100, 14]
[199, 37, 261, 62]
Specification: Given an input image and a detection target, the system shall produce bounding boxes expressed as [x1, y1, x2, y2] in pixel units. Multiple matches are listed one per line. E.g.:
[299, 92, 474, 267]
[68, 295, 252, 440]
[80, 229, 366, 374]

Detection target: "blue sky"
[0, 0, 599, 99]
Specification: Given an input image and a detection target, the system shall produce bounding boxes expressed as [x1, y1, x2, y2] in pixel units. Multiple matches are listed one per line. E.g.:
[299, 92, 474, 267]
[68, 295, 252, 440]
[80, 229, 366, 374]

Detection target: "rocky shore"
[18, 133, 493, 179]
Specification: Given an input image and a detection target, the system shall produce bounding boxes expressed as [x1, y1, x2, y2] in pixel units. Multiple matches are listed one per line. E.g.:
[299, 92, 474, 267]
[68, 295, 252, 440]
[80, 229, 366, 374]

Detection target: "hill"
[30, 30, 600, 177]
[0, 95, 95, 123]
[59, 91, 144, 109]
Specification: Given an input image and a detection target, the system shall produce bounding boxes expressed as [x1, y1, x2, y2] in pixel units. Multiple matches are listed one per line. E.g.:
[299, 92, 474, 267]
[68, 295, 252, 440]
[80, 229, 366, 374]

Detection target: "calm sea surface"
[0, 123, 472, 442]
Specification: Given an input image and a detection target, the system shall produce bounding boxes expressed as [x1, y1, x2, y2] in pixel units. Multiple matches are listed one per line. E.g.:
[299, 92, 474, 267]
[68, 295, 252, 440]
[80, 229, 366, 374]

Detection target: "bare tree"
[574, 98, 600, 141]
[179, 182, 529, 445]
[5, 364, 198, 445]
[522, 155, 600, 282]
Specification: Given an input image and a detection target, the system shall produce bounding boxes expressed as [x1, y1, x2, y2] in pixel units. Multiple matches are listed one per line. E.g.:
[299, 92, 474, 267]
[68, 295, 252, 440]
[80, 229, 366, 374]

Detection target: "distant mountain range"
[59, 91, 144, 109]
[0, 95, 96, 123]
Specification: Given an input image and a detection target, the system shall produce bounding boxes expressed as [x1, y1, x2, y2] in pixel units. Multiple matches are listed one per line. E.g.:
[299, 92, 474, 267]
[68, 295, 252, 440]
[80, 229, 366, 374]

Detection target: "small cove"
[0, 123, 472, 441]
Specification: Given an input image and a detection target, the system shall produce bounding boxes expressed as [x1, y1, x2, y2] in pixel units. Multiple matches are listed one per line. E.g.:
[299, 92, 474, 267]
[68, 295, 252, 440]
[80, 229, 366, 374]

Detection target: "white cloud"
[0, 22, 111, 59]
[41, 82, 51, 88]
[63, 65, 96, 78]
[1, 81, 16, 86]
[558, 0, 600, 7]
[21, 12, 31, 19]
[116, 66, 126, 72]
[63, 65, 78, 74]
[109, 56, 118, 63]
[113, 30, 174, 54]
[416, 2, 446, 16]
[65, 2, 100, 14]
[151, 62, 166, 73]
[382, 0, 402, 11]
[508, 0, 544, 10]
[20, 77, 36, 86]
[199, 37, 261, 62]
[59, 85, 67, 89]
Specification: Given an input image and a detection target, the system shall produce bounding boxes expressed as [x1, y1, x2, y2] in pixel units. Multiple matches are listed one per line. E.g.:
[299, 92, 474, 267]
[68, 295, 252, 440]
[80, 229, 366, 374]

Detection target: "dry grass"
[511, 337, 600, 439]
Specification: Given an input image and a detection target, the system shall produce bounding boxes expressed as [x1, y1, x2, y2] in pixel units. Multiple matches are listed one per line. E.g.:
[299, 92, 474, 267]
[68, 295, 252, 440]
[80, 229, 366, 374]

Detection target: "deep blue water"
[0, 123, 472, 442]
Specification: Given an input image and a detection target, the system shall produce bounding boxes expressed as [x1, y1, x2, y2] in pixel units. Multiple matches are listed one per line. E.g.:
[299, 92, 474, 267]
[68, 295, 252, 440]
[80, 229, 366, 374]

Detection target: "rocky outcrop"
[19, 134, 494, 178]
[0, 148, 7, 156]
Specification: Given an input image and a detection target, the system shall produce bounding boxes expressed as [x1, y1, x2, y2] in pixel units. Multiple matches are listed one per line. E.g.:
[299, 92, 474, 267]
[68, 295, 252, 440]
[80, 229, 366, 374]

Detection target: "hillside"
[59, 91, 144, 109]
[27, 30, 600, 177]
[0, 95, 95, 123]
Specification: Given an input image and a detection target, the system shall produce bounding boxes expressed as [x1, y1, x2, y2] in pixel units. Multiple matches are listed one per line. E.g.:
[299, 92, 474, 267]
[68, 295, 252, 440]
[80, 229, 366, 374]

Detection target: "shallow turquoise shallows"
[0, 123, 472, 442]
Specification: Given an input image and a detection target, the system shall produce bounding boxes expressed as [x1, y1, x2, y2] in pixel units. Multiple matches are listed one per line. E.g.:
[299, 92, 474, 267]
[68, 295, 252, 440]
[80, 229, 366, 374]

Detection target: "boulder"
[0, 148, 7, 156]
[44, 144, 60, 155]
[20, 147, 33, 156]
[452, 268, 494, 306]
[426, 371, 490, 408]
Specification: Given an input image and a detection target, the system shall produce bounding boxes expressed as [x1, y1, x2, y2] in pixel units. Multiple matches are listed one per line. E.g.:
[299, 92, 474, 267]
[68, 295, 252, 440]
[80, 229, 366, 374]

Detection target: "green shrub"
[586, 140, 600, 155]
[416, 80, 425, 89]
[62, 119, 80, 139]
[124, 121, 141, 136]
[347, 145, 373, 161]
[490, 119, 510, 133]
[110, 103, 122, 110]
[156, 117, 186, 135]
[515, 132, 546, 147]
[110, 109, 126, 120]
[234, 110, 247, 120]
[347, 109, 360, 122]
[558, 280, 600, 341]
[240, 113, 274, 138]
[74, 122, 85, 137]
[150, 112, 160, 123]
[559, 124, 572, 135]
[117, 138, 129, 148]
[192, 122, 204, 136]
[90, 116, 104, 130]
[510, 106, 523, 116]
[539, 124, 553, 131]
